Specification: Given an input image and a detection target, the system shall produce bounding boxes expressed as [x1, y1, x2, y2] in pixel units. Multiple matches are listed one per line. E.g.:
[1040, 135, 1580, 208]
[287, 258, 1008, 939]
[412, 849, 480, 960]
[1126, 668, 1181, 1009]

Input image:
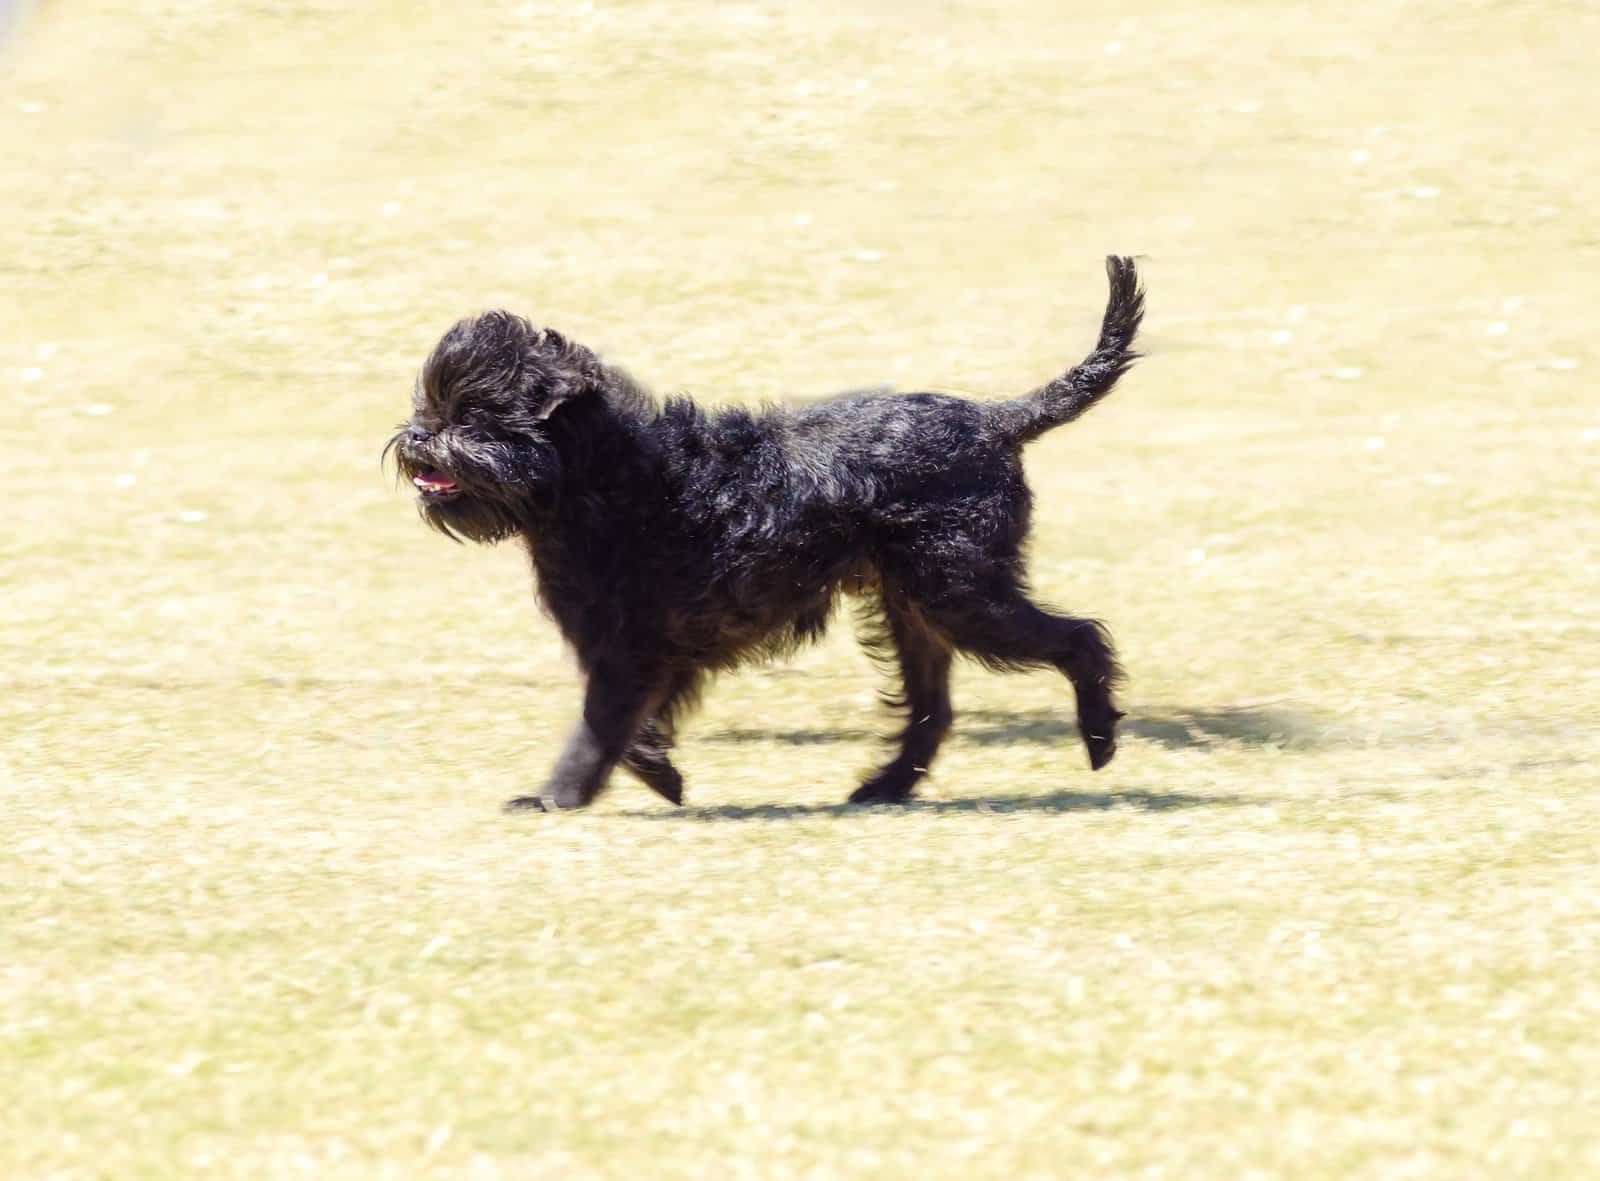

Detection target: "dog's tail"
[1004, 256, 1144, 444]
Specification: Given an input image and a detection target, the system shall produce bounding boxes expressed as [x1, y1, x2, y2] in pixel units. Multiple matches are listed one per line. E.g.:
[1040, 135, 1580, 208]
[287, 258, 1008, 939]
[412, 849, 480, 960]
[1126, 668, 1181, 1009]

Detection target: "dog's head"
[385, 312, 605, 542]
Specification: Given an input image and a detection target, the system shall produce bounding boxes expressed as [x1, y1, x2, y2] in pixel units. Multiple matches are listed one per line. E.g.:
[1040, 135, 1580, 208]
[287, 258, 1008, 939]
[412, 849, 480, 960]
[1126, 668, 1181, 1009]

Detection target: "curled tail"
[1005, 256, 1145, 444]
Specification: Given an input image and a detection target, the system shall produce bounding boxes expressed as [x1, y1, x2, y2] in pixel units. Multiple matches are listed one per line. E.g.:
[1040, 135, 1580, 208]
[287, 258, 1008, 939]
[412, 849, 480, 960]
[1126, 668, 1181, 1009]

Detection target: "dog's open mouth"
[413, 472, 461, 498]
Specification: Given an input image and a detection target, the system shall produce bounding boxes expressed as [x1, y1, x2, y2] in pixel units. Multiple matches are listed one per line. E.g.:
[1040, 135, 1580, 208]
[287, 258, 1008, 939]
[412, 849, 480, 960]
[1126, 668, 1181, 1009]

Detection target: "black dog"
[387, 257, 1144, 811]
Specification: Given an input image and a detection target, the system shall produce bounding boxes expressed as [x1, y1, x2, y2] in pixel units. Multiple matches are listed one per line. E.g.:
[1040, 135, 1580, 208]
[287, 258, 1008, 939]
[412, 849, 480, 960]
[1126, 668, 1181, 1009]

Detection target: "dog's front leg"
[620, 719, 685, 806]
[504, 659, 659, 813]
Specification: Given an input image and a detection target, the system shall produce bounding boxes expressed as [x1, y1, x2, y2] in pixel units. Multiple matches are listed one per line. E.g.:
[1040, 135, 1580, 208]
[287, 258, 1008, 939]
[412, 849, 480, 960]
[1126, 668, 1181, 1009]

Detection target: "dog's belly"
[665, 547, 875, 669]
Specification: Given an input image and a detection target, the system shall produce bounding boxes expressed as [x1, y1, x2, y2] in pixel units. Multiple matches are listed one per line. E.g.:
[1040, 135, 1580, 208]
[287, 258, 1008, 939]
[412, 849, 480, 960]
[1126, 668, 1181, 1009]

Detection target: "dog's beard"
[418, 491, 521, 545]
[384, 425, 558, 544]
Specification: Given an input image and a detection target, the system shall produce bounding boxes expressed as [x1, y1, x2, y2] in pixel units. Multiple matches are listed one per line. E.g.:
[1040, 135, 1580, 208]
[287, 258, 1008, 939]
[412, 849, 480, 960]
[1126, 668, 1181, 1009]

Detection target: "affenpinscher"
[387, 257, 1144, 811]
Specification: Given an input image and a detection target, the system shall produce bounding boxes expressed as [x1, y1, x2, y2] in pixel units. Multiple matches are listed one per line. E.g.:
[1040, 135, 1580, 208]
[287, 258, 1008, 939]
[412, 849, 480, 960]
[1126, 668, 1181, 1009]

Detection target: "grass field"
[4, 1, 1598, 1176]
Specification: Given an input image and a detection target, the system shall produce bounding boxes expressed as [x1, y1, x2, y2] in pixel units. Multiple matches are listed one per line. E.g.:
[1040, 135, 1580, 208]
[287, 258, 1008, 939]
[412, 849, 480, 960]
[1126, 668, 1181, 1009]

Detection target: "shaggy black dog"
[387, 257, 1144, 811]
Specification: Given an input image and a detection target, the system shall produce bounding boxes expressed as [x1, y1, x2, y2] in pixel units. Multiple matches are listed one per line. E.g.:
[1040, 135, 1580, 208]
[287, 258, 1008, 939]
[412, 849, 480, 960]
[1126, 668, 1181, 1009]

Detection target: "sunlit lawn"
[3, 1, 1597, 1176]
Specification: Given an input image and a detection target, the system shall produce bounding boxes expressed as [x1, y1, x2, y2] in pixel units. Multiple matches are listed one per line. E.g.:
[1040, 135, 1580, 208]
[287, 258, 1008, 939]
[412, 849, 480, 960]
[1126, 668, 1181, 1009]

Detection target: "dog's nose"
[408, 426, 432, 443]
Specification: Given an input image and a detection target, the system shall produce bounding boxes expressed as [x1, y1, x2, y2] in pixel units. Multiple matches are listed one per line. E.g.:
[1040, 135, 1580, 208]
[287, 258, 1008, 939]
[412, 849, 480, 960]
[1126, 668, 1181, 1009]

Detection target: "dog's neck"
[518, 383, 663, 532]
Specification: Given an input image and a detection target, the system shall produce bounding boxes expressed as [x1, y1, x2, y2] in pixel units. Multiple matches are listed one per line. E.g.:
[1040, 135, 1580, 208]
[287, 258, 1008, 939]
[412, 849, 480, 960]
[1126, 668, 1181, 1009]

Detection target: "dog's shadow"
[703, 704, 1322, 753]
[607, 705, 1308, 821]
[619, 786, 1256, 822]
[619, 704, 1304, 821]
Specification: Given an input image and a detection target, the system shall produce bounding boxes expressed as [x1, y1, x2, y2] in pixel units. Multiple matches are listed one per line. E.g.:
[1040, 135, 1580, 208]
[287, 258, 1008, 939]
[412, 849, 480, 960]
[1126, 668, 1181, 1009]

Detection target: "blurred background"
[3, 2, 1596, 1177]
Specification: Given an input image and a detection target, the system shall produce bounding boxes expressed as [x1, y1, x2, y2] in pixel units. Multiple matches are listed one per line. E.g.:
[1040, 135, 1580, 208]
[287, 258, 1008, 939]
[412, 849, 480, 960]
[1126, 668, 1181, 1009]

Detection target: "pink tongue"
[414, 473, 458, 492]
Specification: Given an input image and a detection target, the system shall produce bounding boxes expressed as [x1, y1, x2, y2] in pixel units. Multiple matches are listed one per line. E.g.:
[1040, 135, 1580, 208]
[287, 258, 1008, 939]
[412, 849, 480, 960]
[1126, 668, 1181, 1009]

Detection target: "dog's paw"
[502, 792, 592, 813]
[848, 781, 915, 806]
[1082, 724, 1119, 771]
[502, 794, 553, 813]
[646, 768, 685, 806]
[1080, 709, 1123, 772]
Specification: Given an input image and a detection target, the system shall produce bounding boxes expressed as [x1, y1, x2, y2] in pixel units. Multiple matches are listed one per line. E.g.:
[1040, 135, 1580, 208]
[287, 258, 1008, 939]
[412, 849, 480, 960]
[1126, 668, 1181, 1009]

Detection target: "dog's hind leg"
[927, 585, 1123, 772]
[850, 594, 954, 804]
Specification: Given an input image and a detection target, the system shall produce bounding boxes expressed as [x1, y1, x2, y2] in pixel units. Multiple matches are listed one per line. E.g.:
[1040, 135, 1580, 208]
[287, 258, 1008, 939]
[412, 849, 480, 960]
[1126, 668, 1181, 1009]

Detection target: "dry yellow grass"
[3, 1, 1597, 1177]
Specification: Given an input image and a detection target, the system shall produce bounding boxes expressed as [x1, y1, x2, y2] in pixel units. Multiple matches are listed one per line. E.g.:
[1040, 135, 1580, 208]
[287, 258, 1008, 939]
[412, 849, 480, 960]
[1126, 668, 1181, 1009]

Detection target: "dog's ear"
[534, 386, 579, 420]
[531, 328, 601, 420]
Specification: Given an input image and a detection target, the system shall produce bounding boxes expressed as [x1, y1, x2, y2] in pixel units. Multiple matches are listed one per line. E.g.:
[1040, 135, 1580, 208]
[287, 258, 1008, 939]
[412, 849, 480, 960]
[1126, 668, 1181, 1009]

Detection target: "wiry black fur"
[387, 257, 1145, 811]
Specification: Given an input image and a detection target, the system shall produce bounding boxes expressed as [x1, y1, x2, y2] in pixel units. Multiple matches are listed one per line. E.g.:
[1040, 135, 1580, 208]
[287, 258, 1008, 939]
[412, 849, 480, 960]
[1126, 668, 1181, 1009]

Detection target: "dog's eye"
[458, 410, 477, 427]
